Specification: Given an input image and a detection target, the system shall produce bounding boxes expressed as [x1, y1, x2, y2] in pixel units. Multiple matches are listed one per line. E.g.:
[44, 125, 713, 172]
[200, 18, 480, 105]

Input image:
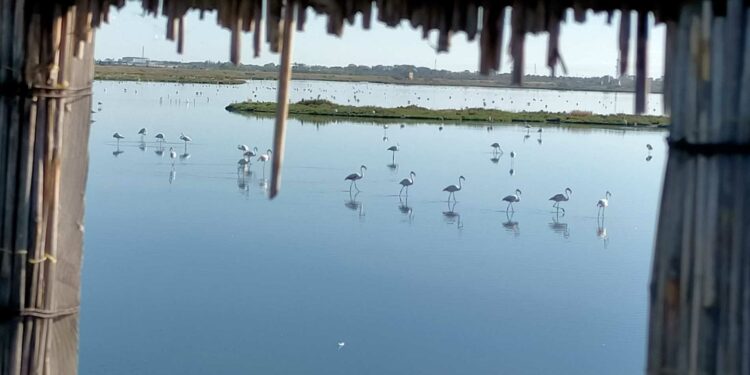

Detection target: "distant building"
[120, 57, 149, 66]
[407, 71, 414, 80]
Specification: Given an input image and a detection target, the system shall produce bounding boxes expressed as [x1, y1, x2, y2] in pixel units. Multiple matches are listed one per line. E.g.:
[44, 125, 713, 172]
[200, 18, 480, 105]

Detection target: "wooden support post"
[269, 0, 295, 199]
[0, 2, 93, 374]
[647, 2, 750, 374]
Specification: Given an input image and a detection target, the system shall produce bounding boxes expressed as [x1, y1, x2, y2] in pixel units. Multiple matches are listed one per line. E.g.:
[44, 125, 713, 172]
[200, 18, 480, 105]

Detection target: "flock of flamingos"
[108, 124, 658, 222]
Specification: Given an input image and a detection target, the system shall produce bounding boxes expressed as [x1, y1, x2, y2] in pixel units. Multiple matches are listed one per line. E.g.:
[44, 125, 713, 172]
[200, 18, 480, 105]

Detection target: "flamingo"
[238, 144, 249, 152]
[257, 149, 272, 177]
[244, 147, 259, 159]
[490, 142, 503, 154]
[169, 147, 177, 166]
[112, 132, 124, 146]
[138, 128, 147, 139]
[443, 176, 465, 201]
[549, 188, 573, 212]
[345, 165, 367, 191]
[179, 132, 192, 151]
[597, 191, 612, 216]
[155, 133, 165, 144]
[387, 144, 399, 163]
[398, 171, 416, 196]
[502, 189, 522, 212]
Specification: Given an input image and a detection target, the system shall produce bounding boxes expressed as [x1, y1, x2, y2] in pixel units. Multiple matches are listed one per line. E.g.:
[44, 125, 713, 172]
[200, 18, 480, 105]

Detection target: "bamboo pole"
[269, 0, 295, 199]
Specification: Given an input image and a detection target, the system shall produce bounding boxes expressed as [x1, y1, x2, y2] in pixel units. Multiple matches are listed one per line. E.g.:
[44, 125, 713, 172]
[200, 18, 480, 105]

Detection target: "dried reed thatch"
[35, 0, 695, 114]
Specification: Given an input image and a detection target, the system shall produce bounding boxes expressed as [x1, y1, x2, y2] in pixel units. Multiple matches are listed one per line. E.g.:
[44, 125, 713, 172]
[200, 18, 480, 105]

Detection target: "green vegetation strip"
[226, 99, 669, 127]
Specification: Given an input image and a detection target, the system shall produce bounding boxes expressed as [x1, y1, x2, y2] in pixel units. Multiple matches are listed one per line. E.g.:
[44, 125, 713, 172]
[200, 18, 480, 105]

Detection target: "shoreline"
[225, 99, 670, 128]
[95, 65, 663, 95]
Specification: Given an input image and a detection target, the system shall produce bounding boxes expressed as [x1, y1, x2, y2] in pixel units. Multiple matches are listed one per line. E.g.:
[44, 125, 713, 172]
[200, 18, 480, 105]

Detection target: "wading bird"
[169, 147, 177, 166]
[646, 143, 653, 153]
[597, 191, 611, 217]
[244, 147, 258, 159]
[549, 188, 573, 213]
[399, 171, 416, 196]
[138, 128, 147, 139]
[112, 132, 124, 146]
[155, 133, 165, 144]
[502, 189, 522, 212]
[491, 142, 503, 154]
[238, 144, 249, 152]
[387, 144, 400, 163]
[443, 176, 465, 202]
[345, 165, 367, 192]
[179, 132, 192, 151]
[258, 149, 272, 177]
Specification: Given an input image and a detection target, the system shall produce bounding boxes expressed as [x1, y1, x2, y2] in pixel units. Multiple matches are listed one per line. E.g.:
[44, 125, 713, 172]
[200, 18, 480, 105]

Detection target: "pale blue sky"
[96, 5, 665, 78]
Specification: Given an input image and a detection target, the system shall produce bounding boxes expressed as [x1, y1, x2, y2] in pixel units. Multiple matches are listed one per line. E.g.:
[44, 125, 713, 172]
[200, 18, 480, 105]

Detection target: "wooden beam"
[269, 0, 295, 199]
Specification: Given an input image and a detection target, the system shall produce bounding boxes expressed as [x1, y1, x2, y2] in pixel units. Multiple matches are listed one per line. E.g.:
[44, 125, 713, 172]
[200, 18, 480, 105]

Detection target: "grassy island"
[225, 99, 669, 127]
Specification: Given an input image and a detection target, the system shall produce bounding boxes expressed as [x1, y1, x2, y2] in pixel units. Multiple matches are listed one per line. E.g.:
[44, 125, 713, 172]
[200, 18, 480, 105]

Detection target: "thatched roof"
[49, 1, 687, 109]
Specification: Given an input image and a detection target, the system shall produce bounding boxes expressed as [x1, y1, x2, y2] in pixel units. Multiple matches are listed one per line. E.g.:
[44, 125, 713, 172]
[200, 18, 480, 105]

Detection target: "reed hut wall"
[1, 1, 749, 374]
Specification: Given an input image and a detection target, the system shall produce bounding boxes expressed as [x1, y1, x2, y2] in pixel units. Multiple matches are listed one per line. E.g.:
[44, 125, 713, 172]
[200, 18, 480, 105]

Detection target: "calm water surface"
[81, 81, 667, 375]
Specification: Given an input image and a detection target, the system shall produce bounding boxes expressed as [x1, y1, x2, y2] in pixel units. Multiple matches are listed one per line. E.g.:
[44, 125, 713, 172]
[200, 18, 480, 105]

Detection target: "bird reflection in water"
[138, 141, 147, 152]
[179, 153, 191, 161]
[442, 201, 463, 229]
[523, 134, 530, 142]
[387, 163, 398, 173]
[646, 155, 653, 162]
[398, 195, 413, 222]
[168, 167, 176, 184]
[596, 216, 609, 248]
[112, 149, 124, 157]
[345, 190, 365, 218]
[502, 211, 519, 237]
[237, 173, 250, 197]
[549, 212, 570, 238]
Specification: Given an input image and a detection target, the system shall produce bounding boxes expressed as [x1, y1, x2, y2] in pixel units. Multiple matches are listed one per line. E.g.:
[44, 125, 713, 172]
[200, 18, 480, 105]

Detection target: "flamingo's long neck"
[360, 167, 365, 178]
[457, 179, 462, 190]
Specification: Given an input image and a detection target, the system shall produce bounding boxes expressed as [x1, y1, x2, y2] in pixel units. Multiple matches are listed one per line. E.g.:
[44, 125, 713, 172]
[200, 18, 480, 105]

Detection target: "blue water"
[80, 81, 667, 375]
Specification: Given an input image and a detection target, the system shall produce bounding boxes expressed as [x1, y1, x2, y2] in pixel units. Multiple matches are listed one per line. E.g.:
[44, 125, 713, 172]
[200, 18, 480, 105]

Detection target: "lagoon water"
[81, 81, 667, 375]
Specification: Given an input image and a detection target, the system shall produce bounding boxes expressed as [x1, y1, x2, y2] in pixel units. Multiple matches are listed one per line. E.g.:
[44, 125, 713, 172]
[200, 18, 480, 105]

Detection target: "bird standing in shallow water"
[169, 147, 177, 166]
[549, 188, 573, 213]
[155, 133, 165, 144]
[443, 176, 465, 202]
[502, 189, 522, 212]
[138, 128, 147, 140]
[257, 149, 272, 178]
[490, 142, 503, 154]
[345, 165, 367, 192]
[398, 171, 416, 196]
[179, 132, 192, 152]
[112, 132, 124, 146]
[387, 144, 400, 163]
[597, 191, 611, 217]
[238, 144, 249, 152]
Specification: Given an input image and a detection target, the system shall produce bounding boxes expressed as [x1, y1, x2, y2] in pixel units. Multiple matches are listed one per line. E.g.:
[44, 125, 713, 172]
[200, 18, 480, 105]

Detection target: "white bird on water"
[169, 147, 177, 165]
[155, 133, 165, 144]
[256, 149, 272, 177]
[549, 187, 573, 212]
[237, 144, 249, 152]
[443, 176, 465, 201]
[646, 143, 653, 152]
[112, 132, 124, 146]
[502, 189, 522, 212]
[138, 128, 147, 137]
[337, 342, 346, 350]
[398, 171, 416, 196]
[244, 147, 259, 159]
[597, 191, 612, 216]
[180, 132, 192, 145]
[490, 142, 503, 153]
[345, 165, 367, 191]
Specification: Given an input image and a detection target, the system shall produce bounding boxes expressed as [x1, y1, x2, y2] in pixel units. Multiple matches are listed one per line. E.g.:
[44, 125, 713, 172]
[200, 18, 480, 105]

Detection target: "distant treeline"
[96, 60, 663, 93]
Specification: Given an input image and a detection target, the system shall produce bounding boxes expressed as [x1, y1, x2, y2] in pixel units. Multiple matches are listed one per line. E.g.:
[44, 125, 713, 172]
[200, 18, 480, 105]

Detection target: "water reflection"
[180, 152, 191, 161]
[345, 190, 364, 217]
[138, 141, 147, 152]
[490, 155, 500, 164]
[397, 196, 413, 222]
[112, 149, 124, 157]
[549, 212, 570, 238]
[502, 211, 519, 237]
[386, 163, 398, 173]
[597, 216, 609, 248]
[646, 155, 653, 162]
[237, 173, 250, 197]
[442, 201, 463, 229]
[168, 167, 176, 184]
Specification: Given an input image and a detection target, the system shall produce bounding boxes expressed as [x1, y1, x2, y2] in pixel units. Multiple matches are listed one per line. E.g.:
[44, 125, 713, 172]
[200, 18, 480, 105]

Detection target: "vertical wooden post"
[1, 2, 93, 374]
[647, 2, 750, 374]
[270, 0, 295, 199]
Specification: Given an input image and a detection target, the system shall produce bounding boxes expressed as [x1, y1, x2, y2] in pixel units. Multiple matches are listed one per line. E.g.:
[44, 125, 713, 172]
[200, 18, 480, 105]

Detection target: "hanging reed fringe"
[28, 0, 694, 115]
